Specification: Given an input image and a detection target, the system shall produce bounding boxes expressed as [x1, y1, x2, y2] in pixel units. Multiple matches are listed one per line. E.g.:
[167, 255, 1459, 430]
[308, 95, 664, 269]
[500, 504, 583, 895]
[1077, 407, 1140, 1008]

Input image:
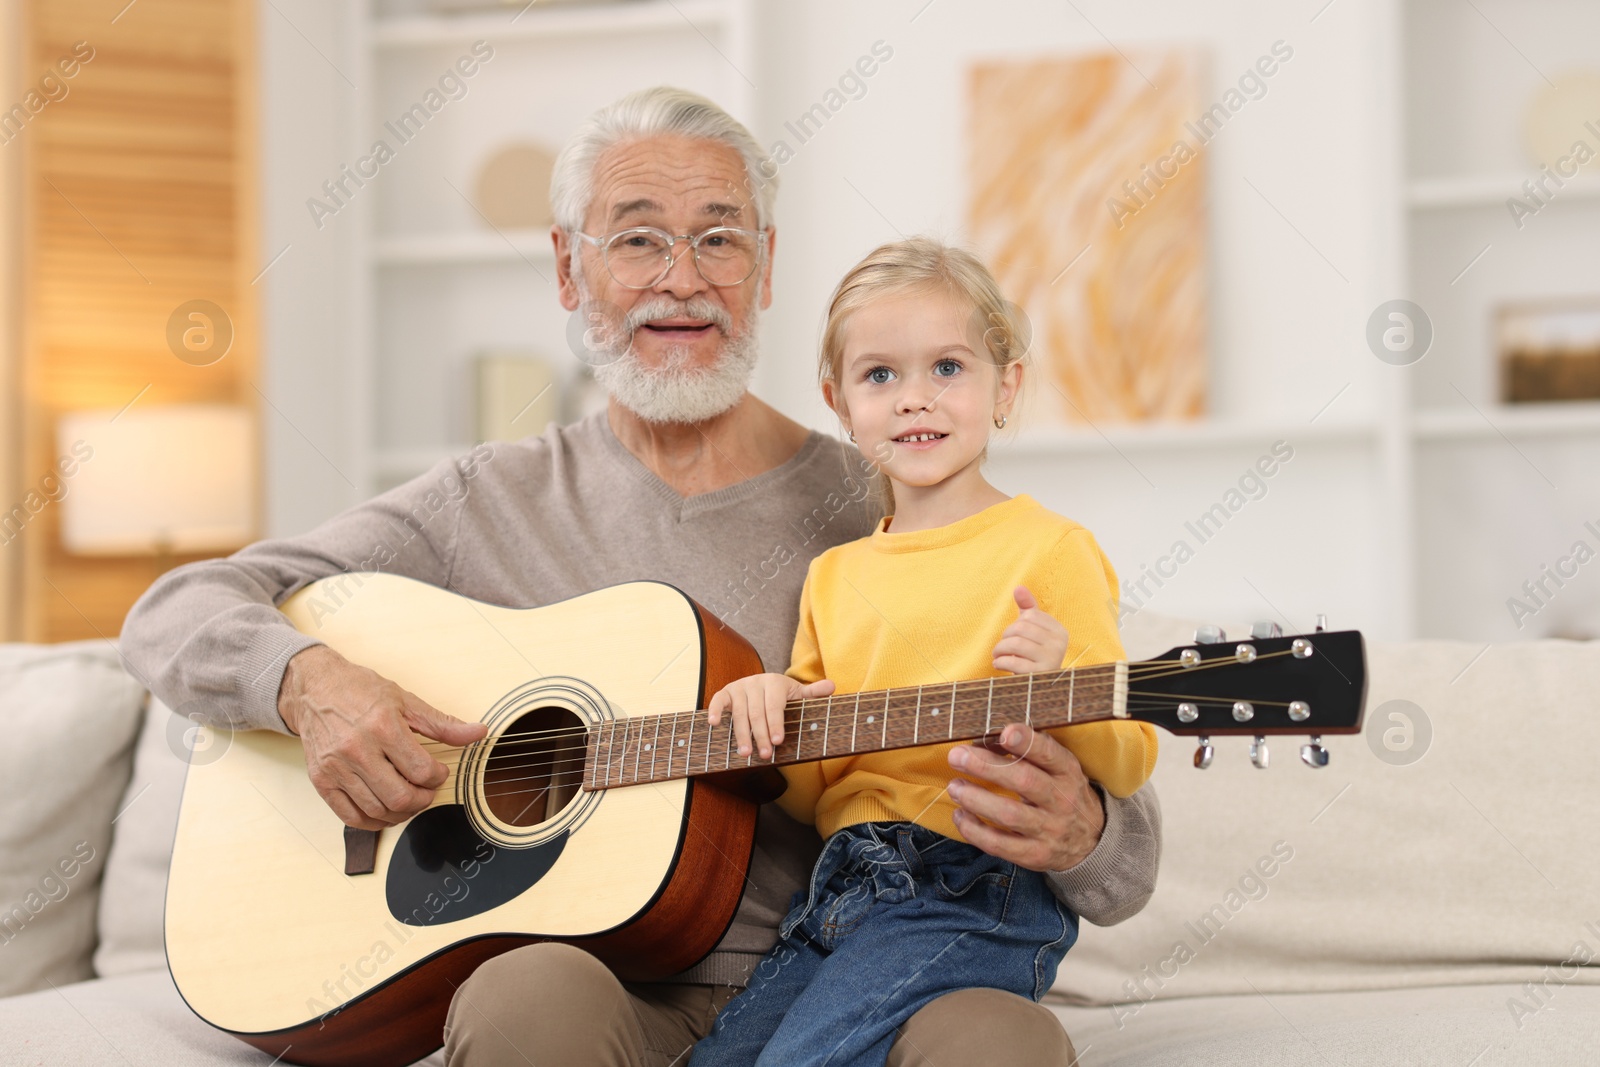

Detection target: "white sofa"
[1, 616, 1597, 1066]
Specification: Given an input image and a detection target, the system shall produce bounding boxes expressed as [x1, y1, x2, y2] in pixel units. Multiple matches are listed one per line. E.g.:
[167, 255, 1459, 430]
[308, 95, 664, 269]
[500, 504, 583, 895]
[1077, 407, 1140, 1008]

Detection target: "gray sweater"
[121, 410, 1161, 986]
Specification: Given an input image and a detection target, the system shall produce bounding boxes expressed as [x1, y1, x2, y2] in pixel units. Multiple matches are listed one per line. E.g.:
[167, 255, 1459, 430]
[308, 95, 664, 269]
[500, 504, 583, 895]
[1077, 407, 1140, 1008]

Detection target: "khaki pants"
[443, 942, 1078, 1067]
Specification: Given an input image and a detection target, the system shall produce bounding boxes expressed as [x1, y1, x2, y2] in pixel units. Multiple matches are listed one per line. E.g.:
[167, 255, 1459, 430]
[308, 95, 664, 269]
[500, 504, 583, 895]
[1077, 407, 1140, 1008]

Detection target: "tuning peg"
[1193, 624, 1227, 645]
[1300, 736, 1329, 768]
[1250, 619, 1282, 639]
[1315, 614, 1328, 633]
[1250, 736, 1269, 769]
[1193, 736, 1214, 769]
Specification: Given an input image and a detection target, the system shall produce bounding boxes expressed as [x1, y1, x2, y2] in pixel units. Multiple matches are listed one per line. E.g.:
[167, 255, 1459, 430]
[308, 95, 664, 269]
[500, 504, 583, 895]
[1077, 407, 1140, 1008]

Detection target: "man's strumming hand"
[278, 645, 487, 830]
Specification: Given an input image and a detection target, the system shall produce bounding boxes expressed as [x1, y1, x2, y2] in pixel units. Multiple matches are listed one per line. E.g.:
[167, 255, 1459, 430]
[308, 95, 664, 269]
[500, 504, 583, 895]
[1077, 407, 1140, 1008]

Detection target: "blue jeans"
[689, 820, 1078, 1067]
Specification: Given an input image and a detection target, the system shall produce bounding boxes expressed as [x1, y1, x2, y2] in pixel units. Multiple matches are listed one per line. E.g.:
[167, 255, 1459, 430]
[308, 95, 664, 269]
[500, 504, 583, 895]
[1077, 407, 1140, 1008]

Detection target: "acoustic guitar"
[164, 573, 1367, 1066]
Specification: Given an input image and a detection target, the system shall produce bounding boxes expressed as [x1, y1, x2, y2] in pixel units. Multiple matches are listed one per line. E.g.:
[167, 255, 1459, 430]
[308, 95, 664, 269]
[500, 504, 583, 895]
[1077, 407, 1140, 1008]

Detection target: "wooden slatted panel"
[1, 0, 22, 640]
[22, 0, 258, 642]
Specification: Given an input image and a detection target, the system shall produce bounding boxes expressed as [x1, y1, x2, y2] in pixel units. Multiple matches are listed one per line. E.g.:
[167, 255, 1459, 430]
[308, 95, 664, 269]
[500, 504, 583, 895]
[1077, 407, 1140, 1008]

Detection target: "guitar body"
[165, 575, 766, 1067]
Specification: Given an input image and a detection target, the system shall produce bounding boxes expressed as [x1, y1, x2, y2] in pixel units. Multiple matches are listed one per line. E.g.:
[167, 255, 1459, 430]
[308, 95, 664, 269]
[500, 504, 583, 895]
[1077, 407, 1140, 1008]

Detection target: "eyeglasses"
[574, 226, 767, 289]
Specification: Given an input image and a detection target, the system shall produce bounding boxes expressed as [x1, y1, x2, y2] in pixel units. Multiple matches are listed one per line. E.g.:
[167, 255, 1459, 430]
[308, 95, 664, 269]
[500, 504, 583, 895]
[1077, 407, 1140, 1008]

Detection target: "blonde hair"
[819, 236, 1029, 515]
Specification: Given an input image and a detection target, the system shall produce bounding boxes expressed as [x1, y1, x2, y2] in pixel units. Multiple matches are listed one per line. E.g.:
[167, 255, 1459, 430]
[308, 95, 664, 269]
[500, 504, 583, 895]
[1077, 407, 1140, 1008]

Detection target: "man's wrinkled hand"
[279, 645, 487, 830]
[945, 722, 1106, 872]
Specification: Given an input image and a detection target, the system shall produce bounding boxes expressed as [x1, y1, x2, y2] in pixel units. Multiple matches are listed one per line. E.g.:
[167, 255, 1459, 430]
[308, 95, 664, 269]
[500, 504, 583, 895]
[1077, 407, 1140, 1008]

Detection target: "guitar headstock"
[1124, 621, 1367, 770]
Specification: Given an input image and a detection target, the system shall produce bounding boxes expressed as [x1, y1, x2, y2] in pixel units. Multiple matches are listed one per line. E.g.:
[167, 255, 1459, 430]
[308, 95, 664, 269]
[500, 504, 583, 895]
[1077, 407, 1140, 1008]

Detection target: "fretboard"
[580, 661, 1128, 791]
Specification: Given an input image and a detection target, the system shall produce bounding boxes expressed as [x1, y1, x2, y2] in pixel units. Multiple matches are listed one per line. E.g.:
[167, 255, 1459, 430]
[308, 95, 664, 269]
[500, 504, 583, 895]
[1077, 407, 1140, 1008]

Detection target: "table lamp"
[55, 404, 257, 559]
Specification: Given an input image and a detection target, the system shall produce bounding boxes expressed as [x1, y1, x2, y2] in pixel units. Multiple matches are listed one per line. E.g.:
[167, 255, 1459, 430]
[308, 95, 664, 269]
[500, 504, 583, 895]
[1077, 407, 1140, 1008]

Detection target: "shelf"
[1414, 401, 1600, 441]
[991, 418, 1378, 458]
[1408, 172, 1600, 210]
[378, 411, 1600, 472]
[374, 230, 557, 266]
[373, 0, 728, 49]
[375, 422, 1377, 482]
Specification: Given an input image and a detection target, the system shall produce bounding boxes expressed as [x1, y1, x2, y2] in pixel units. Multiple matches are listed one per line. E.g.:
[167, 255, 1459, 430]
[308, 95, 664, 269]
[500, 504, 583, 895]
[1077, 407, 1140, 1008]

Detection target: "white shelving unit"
[351, 0, 755, 491]
[995, 418, 1379, 459]
[1408, 173, 1600, 210]
[1400, 0, 1600, 642]
[1413, 399, 1600, 441]
[372, 0, 734, 49]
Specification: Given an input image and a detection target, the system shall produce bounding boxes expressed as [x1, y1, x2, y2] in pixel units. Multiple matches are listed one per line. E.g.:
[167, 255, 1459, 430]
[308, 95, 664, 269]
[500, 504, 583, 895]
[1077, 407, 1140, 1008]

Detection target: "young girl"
[690, 237, 1157, 1067]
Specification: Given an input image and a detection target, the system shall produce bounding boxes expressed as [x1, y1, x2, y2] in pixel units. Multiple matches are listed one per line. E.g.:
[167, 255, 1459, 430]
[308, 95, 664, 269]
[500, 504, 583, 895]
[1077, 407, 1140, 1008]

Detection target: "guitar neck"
[580, 662, 1129, 791]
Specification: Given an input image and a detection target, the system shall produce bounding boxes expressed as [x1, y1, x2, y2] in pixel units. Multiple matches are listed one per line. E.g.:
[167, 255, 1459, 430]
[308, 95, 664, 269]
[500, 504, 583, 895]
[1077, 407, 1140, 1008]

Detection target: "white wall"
[258, 0, 367, 537]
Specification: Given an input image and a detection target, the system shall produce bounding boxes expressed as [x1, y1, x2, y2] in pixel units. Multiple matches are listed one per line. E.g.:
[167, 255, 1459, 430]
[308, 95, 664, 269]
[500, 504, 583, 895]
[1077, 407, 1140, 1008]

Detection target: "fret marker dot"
[932, 708, 941, 715]
[866, 715, 875, 724]
[809, 723, 819, 731]
[677, 739, 685, 747]
[643, 743, 652, 751]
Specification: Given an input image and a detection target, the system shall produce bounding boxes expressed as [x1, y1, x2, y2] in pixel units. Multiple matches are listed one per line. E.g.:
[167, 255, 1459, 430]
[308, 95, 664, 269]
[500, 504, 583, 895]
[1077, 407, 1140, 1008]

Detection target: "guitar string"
[412, 671, 1130, 761]
[406, 659, 1126, 751]
[418, 695, 1325, 793]
[417, 690, 1123, 781]
[410, 682, 1311, 781]
[444, 701, 1343, 804]
[423, 682, 1124, 782]
[403, 648, 1305, 754]
[425, 683, 1336, 805]
[402, 675, 1318, 787]
[325, 650, 1328, 797]
[406, 680, 1320, 786]
[412, 681, 1107, 755]
[405, 646, 1312, 758]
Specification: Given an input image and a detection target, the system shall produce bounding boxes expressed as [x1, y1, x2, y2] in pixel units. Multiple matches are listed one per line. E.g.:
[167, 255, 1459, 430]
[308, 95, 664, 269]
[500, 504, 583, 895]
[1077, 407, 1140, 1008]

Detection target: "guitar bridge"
[344, 826, 378, 875]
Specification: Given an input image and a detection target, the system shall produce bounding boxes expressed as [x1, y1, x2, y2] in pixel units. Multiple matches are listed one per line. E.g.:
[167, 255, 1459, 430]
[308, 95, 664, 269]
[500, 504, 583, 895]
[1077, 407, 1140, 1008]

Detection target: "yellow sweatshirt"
[778, 493, 1158, 842]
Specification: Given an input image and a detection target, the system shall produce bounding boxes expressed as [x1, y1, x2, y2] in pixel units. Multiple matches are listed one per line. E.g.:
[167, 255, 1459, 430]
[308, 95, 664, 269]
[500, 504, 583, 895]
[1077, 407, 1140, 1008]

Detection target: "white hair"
[549, 86, 778, 234]
[574, 268, 762, 424]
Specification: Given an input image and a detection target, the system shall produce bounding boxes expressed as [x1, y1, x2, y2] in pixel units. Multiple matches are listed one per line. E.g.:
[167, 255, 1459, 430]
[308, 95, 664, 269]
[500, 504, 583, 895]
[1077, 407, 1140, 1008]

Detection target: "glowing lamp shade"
[56, 404, 257, 556]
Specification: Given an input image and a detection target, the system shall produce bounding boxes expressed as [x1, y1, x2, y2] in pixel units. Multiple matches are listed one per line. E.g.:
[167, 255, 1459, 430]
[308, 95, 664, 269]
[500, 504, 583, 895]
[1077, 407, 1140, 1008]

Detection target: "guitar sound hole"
[483, 707, 586, 827]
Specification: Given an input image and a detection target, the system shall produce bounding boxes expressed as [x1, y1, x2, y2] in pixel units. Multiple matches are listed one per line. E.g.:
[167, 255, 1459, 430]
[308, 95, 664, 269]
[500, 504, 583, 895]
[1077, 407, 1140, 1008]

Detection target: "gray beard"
[577, 274, 760, 425]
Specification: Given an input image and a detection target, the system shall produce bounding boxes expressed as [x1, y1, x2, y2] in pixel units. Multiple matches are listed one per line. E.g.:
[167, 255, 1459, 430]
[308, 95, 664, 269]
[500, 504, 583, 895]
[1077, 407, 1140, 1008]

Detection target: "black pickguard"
[386, 804, 567, 927]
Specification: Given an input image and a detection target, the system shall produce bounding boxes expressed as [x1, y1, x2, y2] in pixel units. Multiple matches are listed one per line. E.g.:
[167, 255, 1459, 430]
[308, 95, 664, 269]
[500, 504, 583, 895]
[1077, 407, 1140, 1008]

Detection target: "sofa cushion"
[1057, 613, 1600, 1002]
[0, 970, 446, 1066]
[96, 695, 192, 977]
[1046, 982, 1600, 1066]
[0, 641, 146, 997]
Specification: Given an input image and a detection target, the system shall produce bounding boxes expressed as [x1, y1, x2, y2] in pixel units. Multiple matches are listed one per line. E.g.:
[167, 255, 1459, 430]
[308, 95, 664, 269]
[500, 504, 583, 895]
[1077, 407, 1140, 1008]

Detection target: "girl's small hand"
[707, 674, 837, 761]
[992, 586, 1070, 674]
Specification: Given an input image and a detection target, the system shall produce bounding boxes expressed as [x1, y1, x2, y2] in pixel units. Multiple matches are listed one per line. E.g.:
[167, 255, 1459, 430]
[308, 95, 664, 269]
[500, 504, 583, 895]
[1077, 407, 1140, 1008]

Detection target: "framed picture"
[967, 48, 1208, 425]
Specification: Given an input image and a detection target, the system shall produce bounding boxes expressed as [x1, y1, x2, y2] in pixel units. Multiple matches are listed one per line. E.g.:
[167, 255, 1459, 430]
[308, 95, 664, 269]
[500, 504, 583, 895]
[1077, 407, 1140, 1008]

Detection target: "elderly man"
[122, 87, 1160, 1066]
